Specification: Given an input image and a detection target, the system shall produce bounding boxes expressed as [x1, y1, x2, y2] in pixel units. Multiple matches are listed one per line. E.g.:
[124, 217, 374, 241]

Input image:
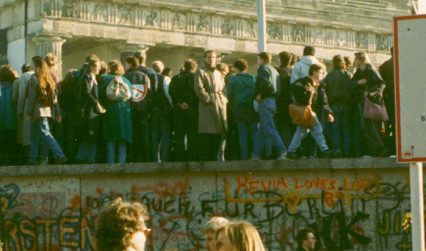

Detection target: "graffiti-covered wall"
[0, 160, 411, 250]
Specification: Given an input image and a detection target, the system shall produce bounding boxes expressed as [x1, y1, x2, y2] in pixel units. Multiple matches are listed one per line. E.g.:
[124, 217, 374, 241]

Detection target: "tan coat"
[194, 66, 227, 134]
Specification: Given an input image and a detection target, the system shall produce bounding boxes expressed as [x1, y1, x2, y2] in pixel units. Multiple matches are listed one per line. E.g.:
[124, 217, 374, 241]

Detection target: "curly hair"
[108, 60, 125, 75]
[216, 220, 265, 251]
[95, 198, 149, 251]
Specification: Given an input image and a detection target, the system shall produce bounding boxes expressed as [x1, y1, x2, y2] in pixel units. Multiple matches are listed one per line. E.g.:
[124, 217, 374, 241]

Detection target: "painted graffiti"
[0, 170, 413, 250]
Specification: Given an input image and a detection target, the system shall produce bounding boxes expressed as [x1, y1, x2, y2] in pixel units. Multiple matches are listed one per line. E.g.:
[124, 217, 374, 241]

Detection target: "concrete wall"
[0, 159, 412, 251]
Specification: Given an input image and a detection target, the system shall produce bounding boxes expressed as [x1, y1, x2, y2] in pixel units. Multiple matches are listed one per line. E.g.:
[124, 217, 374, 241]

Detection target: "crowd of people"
[93, 198, 317, 251]
[0, 45, 395, 165]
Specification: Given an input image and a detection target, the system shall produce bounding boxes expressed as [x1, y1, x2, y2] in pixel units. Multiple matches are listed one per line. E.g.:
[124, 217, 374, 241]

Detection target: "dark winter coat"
[291, 77, 332, 120]
[351, 64, 385, 105]
[323, 69, 352, 106]
[254, 63, 280, 99]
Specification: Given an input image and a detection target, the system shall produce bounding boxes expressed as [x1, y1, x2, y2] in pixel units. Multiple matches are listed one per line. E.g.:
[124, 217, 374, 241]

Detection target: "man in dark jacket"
[253, 52, 287, 160]
[276, 51, 295, 146]
[287, 64, 332, 159]
[170, 59, 199, 161]
[124, 56, 151, 162]
[324, 55, 352, 157]
[379, 47, 395, 155]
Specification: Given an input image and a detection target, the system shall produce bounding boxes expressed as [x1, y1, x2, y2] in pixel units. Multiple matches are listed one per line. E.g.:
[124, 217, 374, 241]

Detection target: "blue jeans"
[330, 105, 351, 156]
[151, 109, 172, 162]
[75, 142, 97, 163]
[237, 122, 259, 160]
[288, 116, 328, 152]
[106, 140, 127, 164]
[254, 98, 286, 157]
[29, 118, 65, 164]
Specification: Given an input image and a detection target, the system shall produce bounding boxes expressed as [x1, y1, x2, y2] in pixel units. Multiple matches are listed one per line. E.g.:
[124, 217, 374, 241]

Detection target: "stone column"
[117, 43, 149, 65]
[32, 36, 66, 80]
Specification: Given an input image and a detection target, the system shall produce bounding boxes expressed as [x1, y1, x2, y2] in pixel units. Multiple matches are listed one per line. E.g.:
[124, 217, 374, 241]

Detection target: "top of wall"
[0, 158, 408, 177]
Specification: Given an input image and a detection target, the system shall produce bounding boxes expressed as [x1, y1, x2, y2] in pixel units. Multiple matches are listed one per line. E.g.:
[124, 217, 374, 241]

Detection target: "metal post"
[257, 0, 266, 52]
[410, 162, 425, 251]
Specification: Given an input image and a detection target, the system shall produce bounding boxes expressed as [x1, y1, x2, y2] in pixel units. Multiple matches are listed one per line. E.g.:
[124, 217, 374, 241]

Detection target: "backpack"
[106, 76, 131, 101]
[124, 69, 151, 112]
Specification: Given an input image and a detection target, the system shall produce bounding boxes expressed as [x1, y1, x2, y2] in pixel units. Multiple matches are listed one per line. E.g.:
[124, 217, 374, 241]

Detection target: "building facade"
[0, 0, 410, 77]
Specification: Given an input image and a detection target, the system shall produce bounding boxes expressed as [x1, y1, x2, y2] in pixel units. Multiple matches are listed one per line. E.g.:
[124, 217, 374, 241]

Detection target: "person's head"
[233, 59, 248, 73]
[108, 60, 125, 75]
[44, 53, 57, 68]
[354, 52, 371, 68]
[303, 46, 315, 56]
[332, 55, 345, 70]
[88, 59, 101, 75]
[85, 54, 100, 63]
[95, 198, 150, 251]
[296, 229, 316, 251]
[290, 53, 298, 66]
[21, 64, 33, 73]
[257, 52, 272, 65]
[308, 64, 325, 82]
[33, 57, 56, 90]
[162, 67, 173, 78]
[216, 221, 265, 251]
[183, 59, 198, 73]
[216, 63, 229, 77]
[204, 50, 217, 69]
[134, 51, 147, 66]
[343, 56, 352, 70]
[99, 61, 108, 76]
[126, 56, 139, 69]
[202, 217, 229, 251]
[152, 60, 165, 74]
[278, 51, 292, 67]
[0, 64, 19, 83]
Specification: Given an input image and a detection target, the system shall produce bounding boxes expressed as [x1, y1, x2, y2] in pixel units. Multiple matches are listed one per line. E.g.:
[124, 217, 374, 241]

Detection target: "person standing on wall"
[134, 51, 157, 162]
[150, 60, 173, 162]
[25, 57, 67, 165]
[226, 59, 258, 160]
[194, 50, 228, 161]
[286, 64, 332, 159]
[74, 58, 104, 163]
[169, 59, 199, 161]
[124, 56, 151, 163]
[290, 46, 321, 158]
[252, 52, 287, 160]
[378, 47, 396, 156]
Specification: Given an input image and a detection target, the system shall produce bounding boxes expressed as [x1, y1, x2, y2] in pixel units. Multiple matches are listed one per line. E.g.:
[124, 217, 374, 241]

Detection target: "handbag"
[288, 91, 315, 127]
[363, 94, 388, 122]
[289, 104, 315, 127]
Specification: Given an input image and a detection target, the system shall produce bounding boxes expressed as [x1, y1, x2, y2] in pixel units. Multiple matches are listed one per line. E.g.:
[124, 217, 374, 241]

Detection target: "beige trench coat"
[194, 66, 227, 134]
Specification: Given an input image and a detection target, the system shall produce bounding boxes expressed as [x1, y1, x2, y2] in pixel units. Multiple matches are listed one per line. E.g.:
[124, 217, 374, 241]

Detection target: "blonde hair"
[202, 216, 229, 233]
[217, 221, 265, 251]
[44, 53, 57, 67]
[152, 60, 165, 73]
[108, 60, 125, 75]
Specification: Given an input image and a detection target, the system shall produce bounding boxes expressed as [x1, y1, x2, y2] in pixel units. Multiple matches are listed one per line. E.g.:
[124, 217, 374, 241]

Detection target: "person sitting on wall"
[95, 198, 150, 251]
